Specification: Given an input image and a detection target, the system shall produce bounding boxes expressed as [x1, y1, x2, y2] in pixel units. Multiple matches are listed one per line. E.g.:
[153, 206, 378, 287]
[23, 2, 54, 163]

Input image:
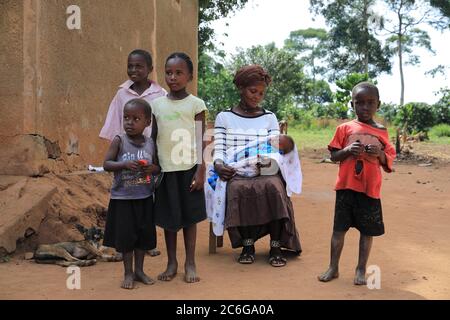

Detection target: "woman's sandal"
[238, 239, 255, 264]
[269, 240, 287, 267]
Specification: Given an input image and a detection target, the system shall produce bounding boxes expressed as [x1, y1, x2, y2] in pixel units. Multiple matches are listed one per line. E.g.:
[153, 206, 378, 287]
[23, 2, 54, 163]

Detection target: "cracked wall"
[0, 0, 199, 166]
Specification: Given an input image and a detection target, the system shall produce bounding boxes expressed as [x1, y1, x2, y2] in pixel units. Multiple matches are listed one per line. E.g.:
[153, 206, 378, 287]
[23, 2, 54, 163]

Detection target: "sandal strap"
[270, 240, 281, 248]
[242, 238, 254, 246]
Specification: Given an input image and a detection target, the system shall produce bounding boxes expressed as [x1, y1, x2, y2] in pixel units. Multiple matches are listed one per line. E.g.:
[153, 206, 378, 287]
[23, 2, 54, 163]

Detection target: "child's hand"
[123, 160, 140, 171]
[190, 167, 205, 192]
[346, 141, 364, 156]
[141, 164, 160, 175]
[365, 144, 383, 158]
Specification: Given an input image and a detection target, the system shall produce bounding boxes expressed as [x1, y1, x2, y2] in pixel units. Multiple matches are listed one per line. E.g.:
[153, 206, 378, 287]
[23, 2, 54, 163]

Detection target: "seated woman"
[212, 65, 302, 267]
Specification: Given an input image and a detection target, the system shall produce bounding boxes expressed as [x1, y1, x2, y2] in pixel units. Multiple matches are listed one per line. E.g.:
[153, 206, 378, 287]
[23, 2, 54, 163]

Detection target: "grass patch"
[429, 124, 450, 144]
[289, 125, 335, 150]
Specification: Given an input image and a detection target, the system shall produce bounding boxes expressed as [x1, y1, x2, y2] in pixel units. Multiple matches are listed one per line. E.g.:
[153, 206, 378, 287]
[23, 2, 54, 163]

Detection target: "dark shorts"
[333, 189, 385, 236]
[154, 165, 206, 232]
[103, 196, 156, 253]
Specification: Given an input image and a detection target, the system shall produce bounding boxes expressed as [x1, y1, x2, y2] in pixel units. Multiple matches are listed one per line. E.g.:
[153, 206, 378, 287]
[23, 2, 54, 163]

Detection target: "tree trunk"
[398, 35, 405, 106]
[363, 0, 369, 75]
[397, 2, 405, 106]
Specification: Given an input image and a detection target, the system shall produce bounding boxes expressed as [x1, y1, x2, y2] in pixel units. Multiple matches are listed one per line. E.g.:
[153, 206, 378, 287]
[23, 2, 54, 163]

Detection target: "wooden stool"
[209, 222, 223, 254]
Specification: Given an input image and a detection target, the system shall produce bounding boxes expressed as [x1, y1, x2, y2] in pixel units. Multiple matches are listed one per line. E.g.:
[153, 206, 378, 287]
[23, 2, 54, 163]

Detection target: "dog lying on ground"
[33, 224, 122, 267]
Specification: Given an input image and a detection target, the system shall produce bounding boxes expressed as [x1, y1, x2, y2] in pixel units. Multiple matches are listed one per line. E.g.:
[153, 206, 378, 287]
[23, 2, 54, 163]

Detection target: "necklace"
[240, 103, 260, 114]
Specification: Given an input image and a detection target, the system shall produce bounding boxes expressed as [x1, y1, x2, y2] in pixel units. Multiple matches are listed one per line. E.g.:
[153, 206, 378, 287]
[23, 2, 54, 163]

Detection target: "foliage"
[433, 87, 450, 124]
[198, 54, 239, 119]
[430, 124, 450, 137]
[309, 0, 392, 80]
[198, 0, 249, 55]
[394, 102, 436, 133]
[385, 28, 434, 66]
[378, 102, 399, 123]
[380, 0, 447, 105]
[230, 43, 310, 117]
[334, 73, 371, 118]
[284, 28, 329, 80]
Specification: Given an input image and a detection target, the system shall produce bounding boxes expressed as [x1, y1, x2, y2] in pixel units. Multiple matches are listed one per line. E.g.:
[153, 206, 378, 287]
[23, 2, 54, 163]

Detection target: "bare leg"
[183, 224, 200, 283]
[318, 231, 346, 282]
[121, 251, 134, 289]
[354, 235, 373, 285]
[158, 230, 178, 281]
[134, 248, 155, 285]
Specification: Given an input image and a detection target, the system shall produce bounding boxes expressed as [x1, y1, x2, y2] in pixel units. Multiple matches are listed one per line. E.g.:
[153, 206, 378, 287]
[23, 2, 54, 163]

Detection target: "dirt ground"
[0, 155, 449, 300]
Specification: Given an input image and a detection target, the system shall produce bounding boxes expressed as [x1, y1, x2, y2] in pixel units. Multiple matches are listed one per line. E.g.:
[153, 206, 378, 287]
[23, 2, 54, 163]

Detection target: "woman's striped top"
[213, 109, 280, 163]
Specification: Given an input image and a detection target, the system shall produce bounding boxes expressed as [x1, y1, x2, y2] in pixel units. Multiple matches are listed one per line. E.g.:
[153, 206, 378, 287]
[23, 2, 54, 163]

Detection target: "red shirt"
[328, 120, 396, 199]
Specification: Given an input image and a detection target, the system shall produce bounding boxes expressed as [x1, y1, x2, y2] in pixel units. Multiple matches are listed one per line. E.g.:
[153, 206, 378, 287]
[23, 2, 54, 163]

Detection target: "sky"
[210, 0, 450, 105]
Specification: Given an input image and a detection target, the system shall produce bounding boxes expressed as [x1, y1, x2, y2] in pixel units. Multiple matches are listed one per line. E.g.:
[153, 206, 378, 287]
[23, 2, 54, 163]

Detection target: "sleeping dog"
[33, 224, 122, 267]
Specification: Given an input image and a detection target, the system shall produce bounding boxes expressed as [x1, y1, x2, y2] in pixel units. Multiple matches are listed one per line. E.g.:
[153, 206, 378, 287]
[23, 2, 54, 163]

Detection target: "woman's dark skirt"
[225, 174, 302, 253]
[154, 165, 207, 232]
[103, 196, 156, 253]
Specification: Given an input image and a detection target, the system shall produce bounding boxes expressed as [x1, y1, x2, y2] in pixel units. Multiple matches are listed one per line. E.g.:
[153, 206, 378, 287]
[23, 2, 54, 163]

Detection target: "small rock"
[418, 163, 432, 167]
[408, 172, 412, 174]
[24, 252, 34, 260]
[422, 276, 428, 280]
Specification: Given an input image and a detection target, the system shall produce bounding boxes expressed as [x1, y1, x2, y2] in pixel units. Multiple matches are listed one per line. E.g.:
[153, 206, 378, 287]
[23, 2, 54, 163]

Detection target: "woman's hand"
[190, 165, 205, 192]
[214, 161, 236, 181]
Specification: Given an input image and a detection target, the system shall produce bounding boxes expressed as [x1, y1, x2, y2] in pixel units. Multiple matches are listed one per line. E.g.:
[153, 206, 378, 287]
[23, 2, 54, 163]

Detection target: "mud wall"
[0, 0, 198, 166]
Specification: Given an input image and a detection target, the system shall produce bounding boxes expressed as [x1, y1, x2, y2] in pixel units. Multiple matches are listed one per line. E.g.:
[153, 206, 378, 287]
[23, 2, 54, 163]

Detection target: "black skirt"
[103, 196, 157, 253]
[154, 165, 206, 232]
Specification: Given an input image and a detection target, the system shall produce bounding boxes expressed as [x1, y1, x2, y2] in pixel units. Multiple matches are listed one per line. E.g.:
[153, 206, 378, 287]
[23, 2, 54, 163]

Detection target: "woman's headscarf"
[233, 65, 272, 88]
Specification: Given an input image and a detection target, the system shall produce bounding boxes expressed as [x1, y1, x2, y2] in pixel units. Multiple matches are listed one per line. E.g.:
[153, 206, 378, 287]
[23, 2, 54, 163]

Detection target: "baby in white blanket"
[205, 135, 302, 236]
[226, 134, 295, 178]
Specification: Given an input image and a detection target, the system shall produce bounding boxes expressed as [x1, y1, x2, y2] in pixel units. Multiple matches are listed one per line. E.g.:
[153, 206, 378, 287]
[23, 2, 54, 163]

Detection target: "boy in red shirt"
[318, 82, 396, 285]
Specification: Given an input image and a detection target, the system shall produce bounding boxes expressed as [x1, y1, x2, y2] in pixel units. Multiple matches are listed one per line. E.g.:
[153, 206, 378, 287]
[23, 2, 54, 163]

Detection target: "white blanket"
[205, 141, 302, 236]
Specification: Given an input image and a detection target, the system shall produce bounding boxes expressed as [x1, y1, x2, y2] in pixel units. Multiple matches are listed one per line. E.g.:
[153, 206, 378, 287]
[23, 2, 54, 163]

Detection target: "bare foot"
[134, 271, 155, 285]
[318, 267, 339, 282]
[184, 263, 200, 283]
[148, 249, 161, 257]
[121, 273, 134, 289]
[158, 262, 178, 281]
[354, 268, 367, 285]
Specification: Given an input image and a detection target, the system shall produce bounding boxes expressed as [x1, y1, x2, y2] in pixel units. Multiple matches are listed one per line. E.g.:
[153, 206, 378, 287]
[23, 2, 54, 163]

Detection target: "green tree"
[381, 0, 448, 106]
[429, 0, 450, 25]
[334, 73, 371, 118]
[197, 53, 239, 119]
[310, 0, 392, 80]
[285, 28, 332, 104]
[231, 43, 310, 118]
[395, 102, 436, 133]
[433, 87, 450, 124]
[198, 0, 249, 55]
[285, 28, 328, 81]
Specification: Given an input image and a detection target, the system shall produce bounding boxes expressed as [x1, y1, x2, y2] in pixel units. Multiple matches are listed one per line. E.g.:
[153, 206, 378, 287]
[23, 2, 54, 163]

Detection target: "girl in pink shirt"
[99, 49, 166, 141]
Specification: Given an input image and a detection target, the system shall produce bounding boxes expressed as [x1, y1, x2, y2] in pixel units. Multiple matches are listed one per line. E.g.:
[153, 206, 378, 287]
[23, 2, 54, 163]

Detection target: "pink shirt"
[99, 80, 167, 141]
